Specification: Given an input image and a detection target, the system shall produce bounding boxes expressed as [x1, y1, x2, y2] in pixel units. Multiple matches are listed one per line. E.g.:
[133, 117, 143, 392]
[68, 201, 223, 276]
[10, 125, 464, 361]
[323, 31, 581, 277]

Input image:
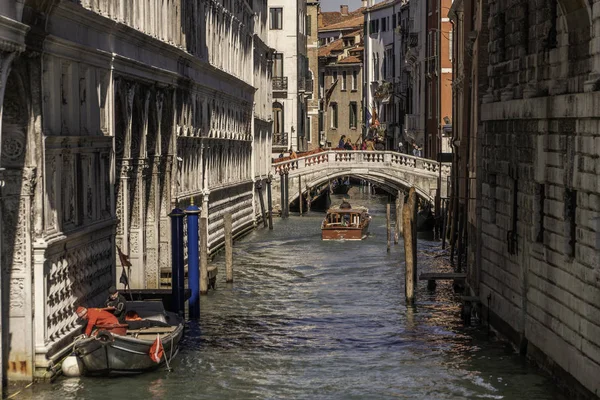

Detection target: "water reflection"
[25, 188, 565, 400]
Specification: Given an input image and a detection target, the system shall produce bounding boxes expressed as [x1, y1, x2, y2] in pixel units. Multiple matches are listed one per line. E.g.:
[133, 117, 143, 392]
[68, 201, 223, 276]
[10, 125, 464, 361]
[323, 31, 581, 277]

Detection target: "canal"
[26, 189, 565, 399]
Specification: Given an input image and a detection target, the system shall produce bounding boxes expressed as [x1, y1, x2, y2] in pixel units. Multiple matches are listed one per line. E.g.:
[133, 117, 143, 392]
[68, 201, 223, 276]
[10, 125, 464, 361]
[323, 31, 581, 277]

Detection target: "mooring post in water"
[394, 195, 400, 244]
[306, 187, 312, 212]
[299, 175, 303, 216]
[224, 213, 233, 283]
[200, 194, 209, 295]
[256, 180, 268, 228]
[279, 171, 285, 218]
[266, 174, 273, 229]
[169, 208, 185, 316]
[283, 169, 290, 218]
[387, 203, 391, 252]
[403, 187, 417, 304]
[200, 215, 209, 294]
[397, 190, 404, 237]
[185, 201, 201, 318]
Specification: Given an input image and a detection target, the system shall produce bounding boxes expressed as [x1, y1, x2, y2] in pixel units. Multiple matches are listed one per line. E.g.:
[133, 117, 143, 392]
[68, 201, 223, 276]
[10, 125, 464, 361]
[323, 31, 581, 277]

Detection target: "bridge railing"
[272, 150, 450, 176]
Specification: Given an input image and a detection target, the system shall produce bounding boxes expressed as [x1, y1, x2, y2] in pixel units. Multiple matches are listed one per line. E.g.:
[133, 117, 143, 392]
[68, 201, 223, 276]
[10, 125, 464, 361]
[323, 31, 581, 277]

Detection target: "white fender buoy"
[61, 355, 82, 377]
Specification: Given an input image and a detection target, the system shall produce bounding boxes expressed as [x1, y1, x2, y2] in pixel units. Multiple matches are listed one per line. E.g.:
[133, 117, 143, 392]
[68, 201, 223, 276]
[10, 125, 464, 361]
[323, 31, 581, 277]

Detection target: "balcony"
[409, 33, 418, 47]
[273, 77, 288, 91]
[405, 114, 421, 133]
[272, 132, 288, 147]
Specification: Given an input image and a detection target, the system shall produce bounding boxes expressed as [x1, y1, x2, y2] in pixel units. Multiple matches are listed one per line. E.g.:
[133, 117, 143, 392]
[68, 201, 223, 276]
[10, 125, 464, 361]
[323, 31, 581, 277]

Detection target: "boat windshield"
[326, 212, 361, 227]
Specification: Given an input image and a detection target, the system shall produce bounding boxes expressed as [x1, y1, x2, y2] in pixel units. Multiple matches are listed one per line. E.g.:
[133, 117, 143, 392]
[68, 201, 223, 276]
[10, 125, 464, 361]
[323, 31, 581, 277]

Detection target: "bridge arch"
[271, 150, 450, 213]
[295, 170, 435, 204]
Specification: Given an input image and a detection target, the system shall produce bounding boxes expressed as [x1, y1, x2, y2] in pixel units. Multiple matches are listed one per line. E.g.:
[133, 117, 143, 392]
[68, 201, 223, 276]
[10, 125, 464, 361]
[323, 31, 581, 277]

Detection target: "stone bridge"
[269, 150, 452, 211]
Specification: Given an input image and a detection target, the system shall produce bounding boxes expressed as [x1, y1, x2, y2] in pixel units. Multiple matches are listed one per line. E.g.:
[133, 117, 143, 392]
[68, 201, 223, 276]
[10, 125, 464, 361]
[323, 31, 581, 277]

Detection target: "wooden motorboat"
[71, 301, 184, 376]
[321, 201, 371, 240]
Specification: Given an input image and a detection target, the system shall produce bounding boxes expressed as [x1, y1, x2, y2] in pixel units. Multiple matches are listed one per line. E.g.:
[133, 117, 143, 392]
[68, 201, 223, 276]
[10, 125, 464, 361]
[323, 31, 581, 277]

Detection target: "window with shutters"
[270, 8, 283, 30]
[331, 103, 338, 128]
[349, 102, 357, 129]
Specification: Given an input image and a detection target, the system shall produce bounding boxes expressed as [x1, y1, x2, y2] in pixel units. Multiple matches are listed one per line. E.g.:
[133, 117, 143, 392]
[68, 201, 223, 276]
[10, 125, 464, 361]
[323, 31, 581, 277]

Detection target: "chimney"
[340, 5, 349, 15]
[362, 0, 367, 8]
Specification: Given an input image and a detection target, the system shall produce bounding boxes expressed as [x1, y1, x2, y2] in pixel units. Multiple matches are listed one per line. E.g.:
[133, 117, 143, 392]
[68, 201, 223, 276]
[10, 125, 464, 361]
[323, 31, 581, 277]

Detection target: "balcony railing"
[273, 77, 288, 91]
[273, 132, 288, 146]
[409, 33, 418, 47]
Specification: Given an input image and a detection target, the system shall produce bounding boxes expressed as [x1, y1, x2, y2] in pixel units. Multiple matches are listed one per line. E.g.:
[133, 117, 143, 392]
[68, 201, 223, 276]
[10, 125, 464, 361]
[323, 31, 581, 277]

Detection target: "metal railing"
[272, 132, 288, 146]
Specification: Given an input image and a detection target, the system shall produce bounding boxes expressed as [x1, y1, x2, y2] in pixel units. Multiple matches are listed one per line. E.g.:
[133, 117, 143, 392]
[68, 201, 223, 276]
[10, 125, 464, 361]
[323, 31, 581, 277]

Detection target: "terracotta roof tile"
[319, 15, 364, 32]
[338, 55, 362, 64]
[318, 7, 365, 29]
[318, 38, 344, 57]
[342, 29, 363, 38]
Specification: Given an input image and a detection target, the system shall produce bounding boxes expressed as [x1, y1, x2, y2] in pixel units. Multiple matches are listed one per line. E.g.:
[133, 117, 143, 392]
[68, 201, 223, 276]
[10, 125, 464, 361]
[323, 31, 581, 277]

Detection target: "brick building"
[450, 0, 600, 397]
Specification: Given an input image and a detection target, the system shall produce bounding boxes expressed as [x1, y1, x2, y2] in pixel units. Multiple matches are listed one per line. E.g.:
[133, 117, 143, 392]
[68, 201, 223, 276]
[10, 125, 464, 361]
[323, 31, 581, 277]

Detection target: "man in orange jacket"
[76, 306, 119, 336]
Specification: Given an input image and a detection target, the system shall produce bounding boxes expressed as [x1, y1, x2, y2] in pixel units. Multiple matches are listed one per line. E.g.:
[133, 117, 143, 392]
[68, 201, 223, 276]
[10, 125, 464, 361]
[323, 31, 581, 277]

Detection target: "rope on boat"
[163, 336, 174, 372]
[6, 382, 33, 399]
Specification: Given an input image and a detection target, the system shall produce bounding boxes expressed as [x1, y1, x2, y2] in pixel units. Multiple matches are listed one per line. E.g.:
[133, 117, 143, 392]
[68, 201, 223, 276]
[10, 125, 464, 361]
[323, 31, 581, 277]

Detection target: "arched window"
[273, 102, 284, 134]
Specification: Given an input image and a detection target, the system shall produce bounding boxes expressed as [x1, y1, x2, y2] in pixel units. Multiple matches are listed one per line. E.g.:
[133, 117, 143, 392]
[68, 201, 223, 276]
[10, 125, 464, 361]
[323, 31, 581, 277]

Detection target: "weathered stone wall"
[0, 0, 272, 381]
[479, 0, 600, 391]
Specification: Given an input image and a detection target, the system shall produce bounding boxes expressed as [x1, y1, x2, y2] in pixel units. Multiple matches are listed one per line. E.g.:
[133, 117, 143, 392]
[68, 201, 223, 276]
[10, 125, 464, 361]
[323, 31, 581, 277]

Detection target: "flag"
[149, 334, 164, 363]
[365, 108, 372, 128]
[324, 79, 338, 107]
[116, 246, 132, 267]
[371, 106, 380, 127]
[119, 267, 129, 287]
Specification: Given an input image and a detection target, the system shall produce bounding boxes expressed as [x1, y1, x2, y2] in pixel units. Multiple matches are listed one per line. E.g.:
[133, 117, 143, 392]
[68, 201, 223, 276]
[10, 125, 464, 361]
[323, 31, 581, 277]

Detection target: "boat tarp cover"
[125, 301, 168, 324]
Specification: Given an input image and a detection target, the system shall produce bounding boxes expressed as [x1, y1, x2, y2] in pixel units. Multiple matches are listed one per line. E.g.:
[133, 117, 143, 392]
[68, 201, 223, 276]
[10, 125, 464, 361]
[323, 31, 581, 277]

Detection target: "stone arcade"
[0, 0, 272, 382]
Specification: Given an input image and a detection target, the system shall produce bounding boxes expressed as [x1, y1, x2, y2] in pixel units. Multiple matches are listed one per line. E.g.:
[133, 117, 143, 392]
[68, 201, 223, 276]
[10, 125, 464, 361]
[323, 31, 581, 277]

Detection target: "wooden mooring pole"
[224, 213, 233, 283]
[256, 181, 268, 228]
[266, 175, 273, 230]
[386, 203, 391, 252]
[200, 216, 208, 295]
[403, 187, 417, 304]
[299, 176, 303, 216]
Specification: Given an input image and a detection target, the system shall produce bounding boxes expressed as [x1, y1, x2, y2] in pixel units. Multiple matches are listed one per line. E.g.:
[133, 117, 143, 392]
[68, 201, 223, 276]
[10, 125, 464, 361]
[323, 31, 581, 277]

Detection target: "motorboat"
[321, 201, 371, 240]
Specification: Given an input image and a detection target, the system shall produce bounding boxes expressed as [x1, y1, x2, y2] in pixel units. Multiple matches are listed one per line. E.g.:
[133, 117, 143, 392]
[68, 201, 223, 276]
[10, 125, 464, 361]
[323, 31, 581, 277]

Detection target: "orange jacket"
[84, 308, 119, 336]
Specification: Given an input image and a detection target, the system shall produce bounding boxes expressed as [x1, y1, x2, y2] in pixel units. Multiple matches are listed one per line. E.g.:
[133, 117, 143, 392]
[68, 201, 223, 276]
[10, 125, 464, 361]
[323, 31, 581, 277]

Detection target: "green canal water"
[25, 190, 566, 399]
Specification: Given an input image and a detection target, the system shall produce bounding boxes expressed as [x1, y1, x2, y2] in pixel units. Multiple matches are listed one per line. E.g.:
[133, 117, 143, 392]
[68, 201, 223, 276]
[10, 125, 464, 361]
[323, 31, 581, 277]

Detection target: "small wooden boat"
[71, 301, 184, 376]
[321, 201, 371, 240]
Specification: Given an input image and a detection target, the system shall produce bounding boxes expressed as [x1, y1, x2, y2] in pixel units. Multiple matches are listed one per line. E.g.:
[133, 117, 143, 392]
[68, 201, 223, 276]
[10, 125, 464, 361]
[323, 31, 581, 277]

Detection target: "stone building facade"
[319, 31, 364, 148]
[403, 0, 426, 152]
[0, 0, 272, 382]
[364, 0, 406, 150]
[318, 7, 364, 148]
[306, 1, 320, 150]
[451, 0, 600, 396]
[268, 0, 309, 153]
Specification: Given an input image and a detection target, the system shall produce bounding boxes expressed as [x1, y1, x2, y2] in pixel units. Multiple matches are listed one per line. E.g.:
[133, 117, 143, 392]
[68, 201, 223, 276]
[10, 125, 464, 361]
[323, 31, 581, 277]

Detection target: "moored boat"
[321, 201, 371, 240]
[70, 301, 184, 376]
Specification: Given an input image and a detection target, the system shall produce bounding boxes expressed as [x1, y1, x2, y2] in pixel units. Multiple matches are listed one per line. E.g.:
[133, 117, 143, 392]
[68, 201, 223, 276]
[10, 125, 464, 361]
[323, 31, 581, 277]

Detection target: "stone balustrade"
[270, 150, 452, 209]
